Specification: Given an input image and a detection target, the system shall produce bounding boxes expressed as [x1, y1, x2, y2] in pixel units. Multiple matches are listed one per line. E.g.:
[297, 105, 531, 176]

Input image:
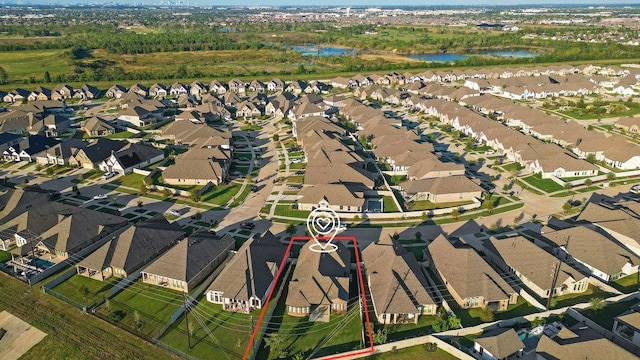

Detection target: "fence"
[566, 308, 640, 356]
[42, 268, 107, 312]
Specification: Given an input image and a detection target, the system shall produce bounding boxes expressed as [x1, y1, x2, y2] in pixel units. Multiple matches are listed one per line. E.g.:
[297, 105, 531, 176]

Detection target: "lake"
[407, 49, 539, 62]
[291, 45, 355, 57]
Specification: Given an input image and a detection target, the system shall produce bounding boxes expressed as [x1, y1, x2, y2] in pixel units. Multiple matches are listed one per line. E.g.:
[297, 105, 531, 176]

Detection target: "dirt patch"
[0, 311, 47, 360]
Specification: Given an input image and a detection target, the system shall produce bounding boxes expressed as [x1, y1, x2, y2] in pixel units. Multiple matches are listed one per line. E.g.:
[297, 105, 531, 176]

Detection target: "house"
[406, 157, 466, 180]
[286, 80, 308, 95]
[160, 120, 232, 146]
[0, 186, 52, 250]
[615, 116, 640, 134]
[28, 87, 51, 101]
[189, 81, 208, 97]
[105, 84, 127, 99]
[248, 79, 266, 93]
[36, 138, 87, 166]
[69, 138, 126, 169]
[117, 106, 154, 127]
[288, 101, 326, 121]
[43, 114, 70, 137]
[162, 146, 230, 186]
[0, 109, 44, 135]
[298, 184, 366, 213]
[362, 236, 437, 325]
[228, 79, 246, 94]
[613, 310, 640, 347]
[267, 78, 285, 92]
[3, 135, 59, 162]
[128, 83, 149, 97]
[484, 236, 589, 299]
[98, 142, 163, 175]
[426, 235, 518, 311]
[473, 328, 524, 360]
[78, 84, 100, 100]
[286, 241, 350, 322]
[236, 101, 262, 119]
[399, 176, 484, 204]
[169, 82, 189, 96]
[0, 132, 23, 154]
[76, 217, 184, 281]
[81, 117, 116, 137]
[141, 231, 234, 293]
[51, 84, 75, 100]
[205, 231, 287, 313]
[149, 83, 168, 98]
[209, 80, 227, 95]
[541, 226, 640, 283]
[576, 199, 640, 257]
[3, 88, 30, 103]
[537, 325, 637, 360]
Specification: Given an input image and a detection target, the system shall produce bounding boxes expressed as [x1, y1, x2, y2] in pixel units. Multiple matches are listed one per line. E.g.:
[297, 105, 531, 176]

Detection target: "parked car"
[101, 172, 116, 180]
[485, 150, 495, 155]
[93, 194, 108, 200]
[295, 171, 305, 175]
[169, 208, 189, 216]
[240, 222, 255, 230]
[631, 184, 640, 194]
[251, 185, 258, 192]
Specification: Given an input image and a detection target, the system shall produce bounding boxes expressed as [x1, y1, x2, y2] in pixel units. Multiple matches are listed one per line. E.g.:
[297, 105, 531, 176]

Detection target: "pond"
[290, 45, 355, 57]
[407, 49, 539, 62]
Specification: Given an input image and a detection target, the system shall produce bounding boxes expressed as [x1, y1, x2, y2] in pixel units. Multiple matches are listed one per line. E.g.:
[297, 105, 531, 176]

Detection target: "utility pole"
[183, 293, 192, 349]
[546, 236, 570, 310]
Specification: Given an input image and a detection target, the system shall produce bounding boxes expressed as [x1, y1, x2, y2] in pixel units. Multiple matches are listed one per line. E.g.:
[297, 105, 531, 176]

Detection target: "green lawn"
[408, 200, 474, 211]
[50, 274, 117, 306]
[383, 196, 399, 213]
[0, 250, 11, 263]
[158, 298, 253, 360]
[0, 49, 70, 81]
[552, 284, 609, 309]
[200, 182, 242, 205]
[386, 314, 439, 341]
[273, 204, 311, 218]
[611, 273, 640, 293]
[366, 346, 460, 360]
[579, 299, 640, 330]
[100, 279, 183, 337]
[229, 184, 252, 208]
[521, 175, 565, 193]
[111, 173, 146, 189]
[501, 163, 523, 173]
[106, 131, 135, 139]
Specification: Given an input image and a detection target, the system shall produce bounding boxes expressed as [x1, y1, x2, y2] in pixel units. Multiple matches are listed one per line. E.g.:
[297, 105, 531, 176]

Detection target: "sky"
[10, 0, 640, 6]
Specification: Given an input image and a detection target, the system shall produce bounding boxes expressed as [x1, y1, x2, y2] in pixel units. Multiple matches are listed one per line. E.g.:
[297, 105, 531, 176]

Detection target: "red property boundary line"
[242, 236, 375, 360]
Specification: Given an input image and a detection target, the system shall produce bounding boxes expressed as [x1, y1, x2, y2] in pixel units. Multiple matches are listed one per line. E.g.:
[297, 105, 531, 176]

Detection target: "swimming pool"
[34, 258, 56, 269]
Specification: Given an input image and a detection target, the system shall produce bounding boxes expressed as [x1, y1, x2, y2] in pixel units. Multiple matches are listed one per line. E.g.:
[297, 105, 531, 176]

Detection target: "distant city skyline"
[5, 0, 640, 7]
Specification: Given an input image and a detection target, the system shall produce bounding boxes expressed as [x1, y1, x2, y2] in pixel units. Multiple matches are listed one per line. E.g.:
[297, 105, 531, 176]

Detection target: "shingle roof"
[427, 235, 515, 302]
[142, 231, 234, 284]
[475, 328, 524, 359]
[400, 176, 483, 196]
[537, 326, 637, 360]
[363, 237, 436, 315]
[286, 241, 350, 308]
[206, 231, 286, 303]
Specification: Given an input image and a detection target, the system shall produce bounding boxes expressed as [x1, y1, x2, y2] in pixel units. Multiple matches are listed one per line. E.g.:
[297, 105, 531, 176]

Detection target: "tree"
[586, 153, 596, 164]
[589, 297, 606, 312]
[189, 188, 201, 203]
[564, 182, 572, 194]
[133, 310, 141, 328]
[44, 71, 51, 83]
[286, 223, 296, 235]
[372, 328, 388, 345]
[77, 173, 84, 183]
[79, 285, 90, 302]
[137, 200, 143, 208]
[447, 315, 461, 329]
[392, 231, 399, 240]
[264, 332, 288, 359]
[421, 212, 428, 221]
[296, 64, 307, 74]
[415, 231, 422, 240]
[606, 172, 616, 181]
[584, 179, 592, 187]
[485, 201, 494, 214]
[138, 182, 147, 196]
[562, 202, 572, 213]
[479, 306, 494, 322]
[272, 133, 279, 142]
[162, 188, 172, 198]
[46, 167, 54, 176]
[450, 208, 460, 220]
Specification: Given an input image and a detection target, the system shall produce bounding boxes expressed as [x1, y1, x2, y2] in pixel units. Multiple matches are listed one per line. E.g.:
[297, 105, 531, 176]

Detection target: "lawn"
[408, 200, 474, 211]
[501, 163, 523, 173]
[0, 249, 11, 263]
[579, 299, 640, 330]
[200, 182, 242, 205]
[552, 284, 609, 309]
[273, 204, 312, 218]
[158, 298, 254, 360]
[0, 272, 172, 360]
[521, 174, 565, 193]
[0, 49, 70, 81]
[457, 297, 539, 325]
[383, 196, 399, 213]
[99, 279, 183, 337]
[105, 131, 135, 139]
[611, 273, 640, 293]
[111, 173, 146, 189]
[366, 346, 460, 360]
[386, 314, 439, 341]
[229, 184, 252, 208]
[50, 274, 118, 307]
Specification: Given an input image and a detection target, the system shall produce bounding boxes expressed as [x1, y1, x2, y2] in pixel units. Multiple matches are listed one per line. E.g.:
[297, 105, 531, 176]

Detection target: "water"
[407, 49, 538, 62]
[35, 258, 55, 269]
[407, 53, 469, 62]
[291, 45, 355, 57]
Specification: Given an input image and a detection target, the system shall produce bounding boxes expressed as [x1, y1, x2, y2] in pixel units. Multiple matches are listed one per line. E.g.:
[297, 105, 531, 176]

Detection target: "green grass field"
[366, 346, 459, 360]
[0, 49, 70, 82]
[522, 175, 565, 193]
[51, 274, 118, 306]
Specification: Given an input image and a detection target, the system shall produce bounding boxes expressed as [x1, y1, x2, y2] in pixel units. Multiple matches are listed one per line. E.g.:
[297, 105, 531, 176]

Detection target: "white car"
[101, 172, 116, 180]
[93, 194, 108, 200]
[337, 224, 348, 231]
[631, 185, 640, 194]
[485, 150, 495, 155]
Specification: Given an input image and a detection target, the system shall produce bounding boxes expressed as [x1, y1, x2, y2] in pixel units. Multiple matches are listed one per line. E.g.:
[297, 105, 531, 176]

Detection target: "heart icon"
[315, 217, 332, 231]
